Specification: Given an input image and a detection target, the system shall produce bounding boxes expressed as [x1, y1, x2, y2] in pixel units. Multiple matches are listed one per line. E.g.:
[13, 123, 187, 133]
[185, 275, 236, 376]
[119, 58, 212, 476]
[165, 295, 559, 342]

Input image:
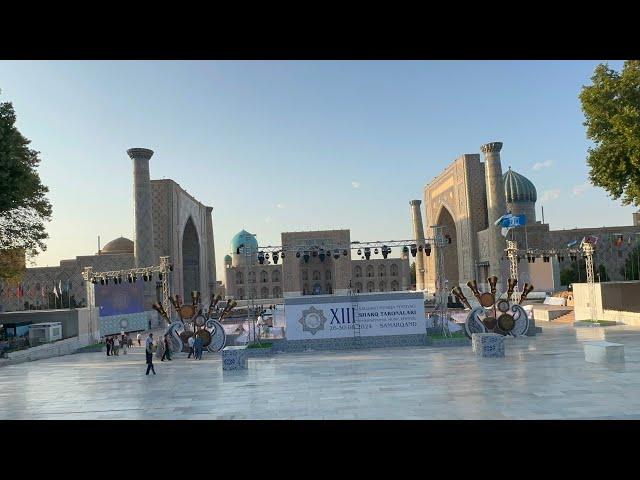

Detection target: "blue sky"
[0, 60, 634, 280]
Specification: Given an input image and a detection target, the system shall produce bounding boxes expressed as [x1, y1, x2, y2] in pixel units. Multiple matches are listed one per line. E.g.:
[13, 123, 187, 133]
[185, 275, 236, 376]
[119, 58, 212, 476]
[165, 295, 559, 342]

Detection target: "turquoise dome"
[503, 168, 537, 203]
[224, 254, 232, 263]
[231, 229, 258, 253]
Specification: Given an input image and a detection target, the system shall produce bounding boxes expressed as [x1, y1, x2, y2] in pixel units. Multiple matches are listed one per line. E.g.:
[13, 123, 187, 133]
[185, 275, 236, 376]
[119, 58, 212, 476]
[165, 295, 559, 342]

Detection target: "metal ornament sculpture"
[452, 277, 531, 339]
[157, 292, 232, 353]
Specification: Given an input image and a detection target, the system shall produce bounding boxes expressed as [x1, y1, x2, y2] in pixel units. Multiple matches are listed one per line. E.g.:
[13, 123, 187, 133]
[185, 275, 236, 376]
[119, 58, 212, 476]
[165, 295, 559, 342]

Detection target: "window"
[355, 282, 363, 293]
[379, 281, 386, 292]
[390, 264, 398, 277]
[367, 282, 374, 293]
[249, 271, 256, 283]
[272, 270, 280, 283]
[237, 288, 245, 300]
[261, 287, 269, 298]
[326, 270, 331, 280]
[354, 266, 362, 278]
[313, 270, 321, 281]
[273, 286, 282, 298]
[391, 280, 399, 291]
[302, 270, 308, 281]
[366, 265, 374, 277]
[236, 272, 244, 284]
[379, 265, 386, 277]
[261, 270, 268, 283]
[326, 284, 332, 294]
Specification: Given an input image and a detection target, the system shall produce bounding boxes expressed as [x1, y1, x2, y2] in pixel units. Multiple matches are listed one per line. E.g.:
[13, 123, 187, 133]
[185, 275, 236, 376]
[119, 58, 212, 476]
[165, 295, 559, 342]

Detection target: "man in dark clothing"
[145, 333, 156, 375]
[106, 337, 111, 356]
[161, 335, 172, 361]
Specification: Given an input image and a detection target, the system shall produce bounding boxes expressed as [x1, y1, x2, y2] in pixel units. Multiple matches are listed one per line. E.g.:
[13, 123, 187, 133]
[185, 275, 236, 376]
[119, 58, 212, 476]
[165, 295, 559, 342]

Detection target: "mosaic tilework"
[100, 311, 154, 336]
[472, 333, 505, 357]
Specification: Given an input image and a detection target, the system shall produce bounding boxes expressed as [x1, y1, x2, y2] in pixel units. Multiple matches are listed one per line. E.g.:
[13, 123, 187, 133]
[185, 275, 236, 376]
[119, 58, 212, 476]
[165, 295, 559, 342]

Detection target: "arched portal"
[436, 206, 459, 288]
[182, 217, 200, 298]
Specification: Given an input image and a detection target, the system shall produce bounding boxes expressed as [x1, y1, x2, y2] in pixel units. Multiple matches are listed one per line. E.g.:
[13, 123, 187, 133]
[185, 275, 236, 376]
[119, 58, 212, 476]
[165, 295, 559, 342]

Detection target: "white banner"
[285, 295, 426, 340]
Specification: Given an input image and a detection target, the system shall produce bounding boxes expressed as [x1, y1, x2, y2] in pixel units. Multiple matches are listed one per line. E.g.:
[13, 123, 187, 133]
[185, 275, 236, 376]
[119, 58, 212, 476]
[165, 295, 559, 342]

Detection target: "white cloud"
[572, 183, 592, 196]
[532, 160, 553, 171]
[540, 189, 561, 202]
[276, 203, 285, 209]
[264, 216, 272, 223]
[351, 181, 360, 189]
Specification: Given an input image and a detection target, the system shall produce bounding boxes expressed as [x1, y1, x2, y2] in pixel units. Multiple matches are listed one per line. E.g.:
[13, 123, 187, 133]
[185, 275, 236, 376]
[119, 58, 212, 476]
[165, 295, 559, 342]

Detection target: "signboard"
[94, 282, 144, 317]
[284, 292, 426, 340]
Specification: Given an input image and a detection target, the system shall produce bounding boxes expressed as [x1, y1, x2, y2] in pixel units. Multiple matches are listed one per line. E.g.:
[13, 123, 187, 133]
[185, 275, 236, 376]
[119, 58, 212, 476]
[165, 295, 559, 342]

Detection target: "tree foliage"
[0, 90, 52, 279]
[621, 244, 640, 280]
[410, 262, 416, 287]
[580, 61, 640, 206]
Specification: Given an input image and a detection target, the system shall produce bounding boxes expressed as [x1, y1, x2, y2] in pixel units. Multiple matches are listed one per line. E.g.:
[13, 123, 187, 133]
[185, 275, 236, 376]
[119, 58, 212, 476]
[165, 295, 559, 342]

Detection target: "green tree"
[621, 244, 640, 280]
[0, 90, 52, 278]
[580, 61, 640, 206]
[560, 259, 586, 285]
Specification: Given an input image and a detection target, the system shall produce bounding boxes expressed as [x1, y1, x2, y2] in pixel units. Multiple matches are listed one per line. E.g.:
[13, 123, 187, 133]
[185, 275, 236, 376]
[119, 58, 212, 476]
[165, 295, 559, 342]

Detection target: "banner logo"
[298, 306, 327, 335]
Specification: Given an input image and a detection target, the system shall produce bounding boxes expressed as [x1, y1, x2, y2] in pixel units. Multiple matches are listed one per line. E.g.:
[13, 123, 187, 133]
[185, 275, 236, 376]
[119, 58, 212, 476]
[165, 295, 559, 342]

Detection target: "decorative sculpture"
[154, 292, 234, 354]
[452, 277, 531, 339]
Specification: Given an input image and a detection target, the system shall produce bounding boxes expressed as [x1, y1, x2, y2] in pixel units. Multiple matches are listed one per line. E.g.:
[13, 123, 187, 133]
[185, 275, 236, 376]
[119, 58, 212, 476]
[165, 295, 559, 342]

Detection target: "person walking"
[187, 335, 195, 359]
[121, 333, 128, 355]
[145, 333, 156, 375]
[161, 335, 172, 361]
[136, 332, 142, 346]
[128, 335, 133, 348]
[113, 336, 120, 356]
[105, 336, 111, 356]
[194, 335, 203, 360]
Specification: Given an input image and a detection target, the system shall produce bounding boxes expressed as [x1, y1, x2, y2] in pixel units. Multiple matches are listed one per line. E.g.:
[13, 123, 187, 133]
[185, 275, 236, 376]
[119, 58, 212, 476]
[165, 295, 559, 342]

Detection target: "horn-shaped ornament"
[519, 283, 534, 304]
[451, 286, 471, 310]
[152, 302, 170, 323]
[487, 276, 498, 295]
[506, 278, 518, 301]
[191, 291, 198, 306]
[466, 280, 481, 300]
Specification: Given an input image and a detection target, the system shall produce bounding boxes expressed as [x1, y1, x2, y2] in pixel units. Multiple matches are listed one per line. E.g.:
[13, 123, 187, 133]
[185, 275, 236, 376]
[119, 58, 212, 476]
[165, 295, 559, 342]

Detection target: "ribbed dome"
[224, 254, 232, 263]
[230, 230, 258, 253]
[503, 168, 537, 203]
[101, 237, 134, 254]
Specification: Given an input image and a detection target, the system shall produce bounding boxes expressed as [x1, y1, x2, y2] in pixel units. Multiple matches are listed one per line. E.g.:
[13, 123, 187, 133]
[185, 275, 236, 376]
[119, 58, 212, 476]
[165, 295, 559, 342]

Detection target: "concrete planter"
[245, 345, 274, 357]
[574, 320, 618, 327]
[426, 337, 471, 347]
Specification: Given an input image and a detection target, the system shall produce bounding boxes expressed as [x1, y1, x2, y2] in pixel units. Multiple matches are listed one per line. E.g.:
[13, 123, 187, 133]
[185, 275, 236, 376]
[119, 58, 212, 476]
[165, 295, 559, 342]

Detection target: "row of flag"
[1, 280, 70, 299]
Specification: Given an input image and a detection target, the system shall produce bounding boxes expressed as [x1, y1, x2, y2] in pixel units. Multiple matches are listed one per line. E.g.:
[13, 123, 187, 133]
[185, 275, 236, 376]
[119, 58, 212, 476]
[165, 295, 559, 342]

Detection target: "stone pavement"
[1, 323, 640, 419]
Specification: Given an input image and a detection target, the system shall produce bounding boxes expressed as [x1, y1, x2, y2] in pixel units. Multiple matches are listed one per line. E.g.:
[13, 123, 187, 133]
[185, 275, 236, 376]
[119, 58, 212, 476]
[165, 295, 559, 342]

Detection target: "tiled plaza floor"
[1, 323, 640, 419]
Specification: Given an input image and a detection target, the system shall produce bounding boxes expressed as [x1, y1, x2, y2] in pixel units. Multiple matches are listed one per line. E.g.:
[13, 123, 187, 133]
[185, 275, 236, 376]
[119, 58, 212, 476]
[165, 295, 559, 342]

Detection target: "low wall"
[268, 333, 428, 352]
[574, 281, 640, 325]
[1, 336, 83, 367]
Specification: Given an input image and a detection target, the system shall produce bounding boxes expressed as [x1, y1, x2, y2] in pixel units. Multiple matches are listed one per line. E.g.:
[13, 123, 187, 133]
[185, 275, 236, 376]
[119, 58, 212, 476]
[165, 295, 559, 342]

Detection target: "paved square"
[1, 323, 640, 419]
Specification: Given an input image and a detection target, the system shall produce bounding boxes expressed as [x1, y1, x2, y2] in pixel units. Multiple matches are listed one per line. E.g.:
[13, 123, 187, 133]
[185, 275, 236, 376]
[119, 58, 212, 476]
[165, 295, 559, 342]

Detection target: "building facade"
[0, 148, 218, 313]
[223, 229, 410, 301]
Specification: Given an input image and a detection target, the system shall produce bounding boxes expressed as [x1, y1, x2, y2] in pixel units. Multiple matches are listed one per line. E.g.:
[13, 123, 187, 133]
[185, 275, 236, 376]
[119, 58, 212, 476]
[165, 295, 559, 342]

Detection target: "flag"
[614, 234, 623, 247]
[494, 213, 513, 227]
[567, 239, 578, 248]
[54, 282, 60, 298]
[17, 283, 24, 298]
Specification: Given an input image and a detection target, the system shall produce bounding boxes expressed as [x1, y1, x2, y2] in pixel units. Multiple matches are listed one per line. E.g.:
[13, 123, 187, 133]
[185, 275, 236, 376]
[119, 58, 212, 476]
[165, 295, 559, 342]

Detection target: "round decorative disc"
[482, 311, 497, 330]
[497, 313, 515, 332]
[179, 331, 194, 344]
[497, 300, 510, 313]
[180, 305, 196, 320]
[479, 292, 495, 308]
[194, 314, 206, 327]
[510, 305, 530, 337]
[195, 329, 212, 347]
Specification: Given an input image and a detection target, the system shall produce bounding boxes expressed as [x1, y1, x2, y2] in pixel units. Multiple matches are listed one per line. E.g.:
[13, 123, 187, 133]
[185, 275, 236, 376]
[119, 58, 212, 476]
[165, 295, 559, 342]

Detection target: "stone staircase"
[553, 311, 575, 324]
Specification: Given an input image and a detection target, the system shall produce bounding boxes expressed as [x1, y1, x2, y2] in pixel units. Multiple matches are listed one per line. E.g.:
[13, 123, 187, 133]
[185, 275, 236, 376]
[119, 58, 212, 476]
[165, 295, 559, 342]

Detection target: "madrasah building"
[0, 148, 218, 313]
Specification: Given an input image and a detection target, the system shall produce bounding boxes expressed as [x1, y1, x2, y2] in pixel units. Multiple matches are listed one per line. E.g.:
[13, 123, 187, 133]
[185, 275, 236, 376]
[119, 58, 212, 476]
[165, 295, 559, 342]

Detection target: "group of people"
[187, 334, 205, 360]
[105, 333, 133, 356]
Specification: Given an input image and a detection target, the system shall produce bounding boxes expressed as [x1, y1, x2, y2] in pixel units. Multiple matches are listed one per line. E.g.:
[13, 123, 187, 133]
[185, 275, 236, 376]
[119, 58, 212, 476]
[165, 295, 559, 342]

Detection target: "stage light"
[319, 250, 326, 262]
[100, 277, 105, 285]
[543, 255, 550, 263]
[91, 278, 97, 285]
[158, 272, 163, 280]
[169, 265, 174, 271]
[418, 245, 423, 252]
[382, 246, 389, 259]
[128, 274, 133, 283]
[333, 250, 340, 260]
[133, 274, 137, 282]
[531, 255, 536, 263]
[272, 253, 279, 264]
[296, 252, 301, 258]
[357, 249, 362, 256]
[374, 248, 379, 255]
[410, 244, 417, 257]
[303, 252, 310, 263]
[258, 252, 265, 264]
[281, 252, 285, 259]
[364, 247, 371, 260]
[265, 253, 270, 259]
[343, 249, 348, 256]
[402, 246, 409, 254]
[558, 256, 564, 262]
[424, 243, 431, 256]
[445, 234, 452, 244]
[312, 250, 318, 257]
[570, 254, 577, 262]
[143, 273, 148, 281]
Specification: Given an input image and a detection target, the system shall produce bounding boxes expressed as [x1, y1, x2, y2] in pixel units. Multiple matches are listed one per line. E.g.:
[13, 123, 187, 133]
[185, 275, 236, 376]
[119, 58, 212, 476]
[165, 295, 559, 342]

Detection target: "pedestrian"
[128, 335, 133, 348]
[137, 332, 142, 346]
[105, 336, 111, 356]
[187, 335, 195, 359]
[121, 334, 128, 355]
[194, 335, 203, 360]
[145, 333, 156, 375]
[161, 335, 172, 361]
[113, 336, 120, 356]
